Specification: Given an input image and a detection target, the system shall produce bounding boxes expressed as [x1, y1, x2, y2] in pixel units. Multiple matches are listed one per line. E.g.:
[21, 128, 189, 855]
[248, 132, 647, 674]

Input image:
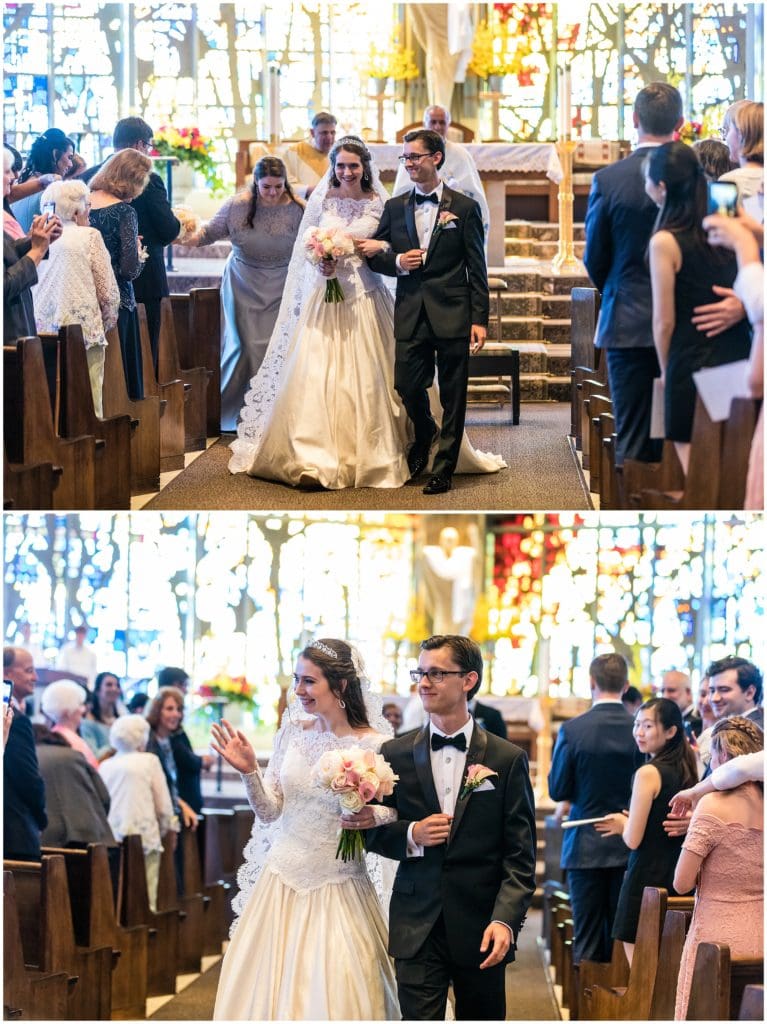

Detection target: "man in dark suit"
[583, 83, 683, 466]
[367, 130, 488, 495]
[471, 697, 507, 739]
[356, 635, 536, 1020]
[548, 652, 638, 964]
[3, 647, 47, 860]
[80, 117, 180, 366]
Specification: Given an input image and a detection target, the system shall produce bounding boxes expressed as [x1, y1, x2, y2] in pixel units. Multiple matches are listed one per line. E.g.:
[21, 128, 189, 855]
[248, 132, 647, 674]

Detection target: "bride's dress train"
[228, 194, 505, 488]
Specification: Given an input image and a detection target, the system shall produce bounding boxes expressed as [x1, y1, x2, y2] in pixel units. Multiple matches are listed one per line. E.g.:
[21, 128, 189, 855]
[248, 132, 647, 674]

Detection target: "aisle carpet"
[145, 403, 589, 510]
[149, 908, 559, 1020]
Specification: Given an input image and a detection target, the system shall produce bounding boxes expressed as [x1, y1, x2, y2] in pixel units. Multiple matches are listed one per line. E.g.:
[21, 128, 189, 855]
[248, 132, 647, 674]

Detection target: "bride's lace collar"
[324, 192, 381, 207]
[287, 719, 388, 755]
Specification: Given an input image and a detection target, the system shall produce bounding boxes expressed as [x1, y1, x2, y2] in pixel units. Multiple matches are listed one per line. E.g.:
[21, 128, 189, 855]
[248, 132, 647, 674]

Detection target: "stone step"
[489, 291, 575, 318]
[505, 220, 587, 242]
[506, 238, 586, 260]
[545, 342, 572, 376]
[542, 318, 572, 344]
[542, 293, 573, 317]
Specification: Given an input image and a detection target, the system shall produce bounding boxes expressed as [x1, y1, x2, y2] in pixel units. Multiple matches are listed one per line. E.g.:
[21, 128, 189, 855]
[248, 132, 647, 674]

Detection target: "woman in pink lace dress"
[673, 716, 763, 1019]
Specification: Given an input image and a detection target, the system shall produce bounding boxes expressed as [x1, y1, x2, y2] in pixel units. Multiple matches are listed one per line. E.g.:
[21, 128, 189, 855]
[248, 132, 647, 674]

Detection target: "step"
[490, 291, 544, 318]
[542, 318, 572, 344]
[499, 315, 544, 341]
[505, 220, 586, 242]
[506, 238, 586, 260]
[545, 342, 572, 376]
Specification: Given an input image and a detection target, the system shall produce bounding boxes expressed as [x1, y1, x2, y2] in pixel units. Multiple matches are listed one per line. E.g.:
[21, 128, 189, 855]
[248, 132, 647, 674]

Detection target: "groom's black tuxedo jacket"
[368, 186, 489, 341]
[367, 722, 536, 966]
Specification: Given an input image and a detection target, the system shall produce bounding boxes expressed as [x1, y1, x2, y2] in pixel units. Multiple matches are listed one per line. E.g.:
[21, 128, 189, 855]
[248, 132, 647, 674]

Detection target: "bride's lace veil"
[228, 137, 392, 472]
[228, 638, 394, 933]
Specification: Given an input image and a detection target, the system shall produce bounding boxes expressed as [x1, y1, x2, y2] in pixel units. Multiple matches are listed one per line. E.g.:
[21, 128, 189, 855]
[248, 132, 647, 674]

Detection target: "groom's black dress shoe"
[407, 425, 439, 480]
[423, 474, 452, 495]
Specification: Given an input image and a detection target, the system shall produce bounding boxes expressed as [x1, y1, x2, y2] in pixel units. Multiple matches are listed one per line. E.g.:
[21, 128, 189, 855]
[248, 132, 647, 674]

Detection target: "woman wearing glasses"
[229, 135, 503, 490]
[209, 638, 400, 1020]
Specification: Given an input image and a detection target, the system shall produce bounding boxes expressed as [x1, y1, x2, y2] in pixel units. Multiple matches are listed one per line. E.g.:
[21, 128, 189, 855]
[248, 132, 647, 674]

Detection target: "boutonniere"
[459, 763, 498, 800]
[433, 210, 459, 234]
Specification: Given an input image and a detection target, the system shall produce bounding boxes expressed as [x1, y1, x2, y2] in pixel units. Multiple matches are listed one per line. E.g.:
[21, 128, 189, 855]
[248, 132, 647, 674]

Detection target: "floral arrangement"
[674, 120, 704, 144]
[459, 764, 498, 800]
[151, 126, 225, 192]
[196, 673, 256, 707]
[172, 205, 201, 244]
[362, 32, 419, 82]
[303, 226, 355, 303]
[311, 746, 398, 861]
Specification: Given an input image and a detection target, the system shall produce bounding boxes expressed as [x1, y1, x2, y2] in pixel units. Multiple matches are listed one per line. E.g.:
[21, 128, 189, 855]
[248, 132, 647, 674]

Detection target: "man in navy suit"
[548, 652, 638, 963]
[584, 83, 684, 466]
[3, 647, 47, 860]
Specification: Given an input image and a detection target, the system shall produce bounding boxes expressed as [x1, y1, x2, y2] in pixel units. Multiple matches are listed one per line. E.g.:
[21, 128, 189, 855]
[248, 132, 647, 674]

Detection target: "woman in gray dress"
[189, 157, 304, 430]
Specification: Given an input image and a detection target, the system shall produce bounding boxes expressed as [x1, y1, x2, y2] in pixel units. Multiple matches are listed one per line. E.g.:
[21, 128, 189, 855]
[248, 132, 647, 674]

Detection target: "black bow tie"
[415, 192, 439, 205]
[431, 732, 467, 752]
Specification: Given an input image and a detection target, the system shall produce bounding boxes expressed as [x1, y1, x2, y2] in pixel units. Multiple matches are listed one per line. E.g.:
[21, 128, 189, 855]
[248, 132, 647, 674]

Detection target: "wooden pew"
[51, 325, 132, 509]
[4, 854, 113, 1020]
[569, 287, 604, 445]
[649, 907, 693, 1020]
[118, 834, 180, 998]
[4, 870, 73, 1020]
[624, 440, 685, 507]
[102, 324, 162, 493]
[586, 392, 612, 493]
[157, 297, 210, 452]
[171, 288, 222, 437]
[685, 942, 763, 1020]
[599, 412, 619, 508]
[4, 448, 61, 509]
[193, 815, 231, 955]
[40, 844, 148, 1020]
[581, 887, 694, 1020]
[575, 941, 630, 1022]
[157, 829, 206, 975]
[739, 984, 764, 1021]
[137, 305, 186, 472]
[3, 337, 96, 508]
[202, 807, 239, 887]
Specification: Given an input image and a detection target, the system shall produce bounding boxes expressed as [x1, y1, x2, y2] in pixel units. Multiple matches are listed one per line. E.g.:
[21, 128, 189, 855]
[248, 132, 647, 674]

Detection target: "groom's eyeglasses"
[410, 668, 467, 684]
[399, 152, 432, 164]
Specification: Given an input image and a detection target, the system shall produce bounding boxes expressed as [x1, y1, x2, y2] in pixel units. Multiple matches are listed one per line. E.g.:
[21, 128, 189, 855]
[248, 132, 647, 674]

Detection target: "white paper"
[650, 376, 665, 438]
[561, 815, 610, 829]
[692, 360, 751, 422]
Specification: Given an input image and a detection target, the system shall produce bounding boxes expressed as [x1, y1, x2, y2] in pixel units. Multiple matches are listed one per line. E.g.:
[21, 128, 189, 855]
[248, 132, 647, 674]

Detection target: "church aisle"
[142, 403, 590, 511]
[147, 910, 559, 1021]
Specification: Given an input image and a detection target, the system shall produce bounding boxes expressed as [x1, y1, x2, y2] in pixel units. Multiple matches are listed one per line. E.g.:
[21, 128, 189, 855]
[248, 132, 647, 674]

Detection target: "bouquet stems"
[336, 827, 365, 862]
[324, 276, 345, 303]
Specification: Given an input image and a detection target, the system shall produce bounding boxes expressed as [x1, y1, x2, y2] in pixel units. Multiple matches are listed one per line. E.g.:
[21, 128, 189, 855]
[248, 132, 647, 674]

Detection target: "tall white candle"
[268, 65, 280, 143]
[562, 68, 572, 140]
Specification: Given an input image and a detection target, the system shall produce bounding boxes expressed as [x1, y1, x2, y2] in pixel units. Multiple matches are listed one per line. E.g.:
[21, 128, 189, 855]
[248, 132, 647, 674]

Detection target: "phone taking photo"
[707, 181, 738, 217]
[41, 200, 56, 220]
[3, 680, 13, 709]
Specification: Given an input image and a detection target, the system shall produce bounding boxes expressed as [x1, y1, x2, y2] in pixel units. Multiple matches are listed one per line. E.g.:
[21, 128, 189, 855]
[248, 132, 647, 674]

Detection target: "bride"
[210, 638, 400, 1020]
[228, 136, 504, 488]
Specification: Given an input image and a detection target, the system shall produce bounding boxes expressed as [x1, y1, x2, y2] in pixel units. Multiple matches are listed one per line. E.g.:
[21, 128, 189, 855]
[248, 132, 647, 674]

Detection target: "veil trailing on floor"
[228, 138, 392, 474]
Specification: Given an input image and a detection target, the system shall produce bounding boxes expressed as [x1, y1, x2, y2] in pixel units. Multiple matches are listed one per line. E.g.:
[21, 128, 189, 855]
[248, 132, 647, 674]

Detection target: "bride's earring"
[338, 697, 346, 709]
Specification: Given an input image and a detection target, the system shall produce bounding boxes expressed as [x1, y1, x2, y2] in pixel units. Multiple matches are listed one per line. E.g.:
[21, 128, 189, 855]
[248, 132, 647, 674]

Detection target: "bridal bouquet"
[311, 746, 398, 861]
[303, 226, 355, 303]
[172, 205, 202, 244]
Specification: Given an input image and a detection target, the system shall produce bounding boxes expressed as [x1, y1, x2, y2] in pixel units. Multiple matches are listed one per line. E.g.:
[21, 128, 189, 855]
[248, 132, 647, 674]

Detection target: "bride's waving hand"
[210, 718, 257, 775]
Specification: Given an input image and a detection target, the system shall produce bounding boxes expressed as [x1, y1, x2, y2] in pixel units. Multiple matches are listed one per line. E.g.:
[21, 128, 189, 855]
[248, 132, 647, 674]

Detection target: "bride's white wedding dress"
[228, 187, 505, 488]
[213, 721, 400, 1021]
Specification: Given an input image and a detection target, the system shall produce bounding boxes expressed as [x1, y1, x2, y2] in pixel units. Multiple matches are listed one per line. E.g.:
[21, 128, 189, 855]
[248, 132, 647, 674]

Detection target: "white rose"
[339, 790, 365, 813]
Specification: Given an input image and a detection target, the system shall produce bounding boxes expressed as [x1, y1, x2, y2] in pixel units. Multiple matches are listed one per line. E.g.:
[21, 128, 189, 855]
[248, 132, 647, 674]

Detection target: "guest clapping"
[186, 157, 304, 430]
[4, 210, 62, 343]
[31, 180, 120, 417]
[80, 671, 125, 759]
[100, 714, 178, 911]
[88, 149, 153, 400]
[645, 141, 751, 473]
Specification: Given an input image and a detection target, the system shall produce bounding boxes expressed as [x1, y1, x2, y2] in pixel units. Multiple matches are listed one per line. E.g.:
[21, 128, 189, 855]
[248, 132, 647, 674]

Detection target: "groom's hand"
[479, 922, 512, 969]
[412, 813, 452, 846]
[399, 249, 425, 271]
[470, 325, 486, 353]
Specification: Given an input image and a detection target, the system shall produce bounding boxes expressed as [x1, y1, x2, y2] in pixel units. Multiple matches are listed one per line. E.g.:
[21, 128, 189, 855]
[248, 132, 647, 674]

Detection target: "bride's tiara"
[308, 639, 339, 659]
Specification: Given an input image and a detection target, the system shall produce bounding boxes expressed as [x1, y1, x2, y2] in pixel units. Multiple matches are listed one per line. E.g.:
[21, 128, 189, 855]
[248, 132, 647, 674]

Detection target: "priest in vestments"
[281, 111, 337, 198]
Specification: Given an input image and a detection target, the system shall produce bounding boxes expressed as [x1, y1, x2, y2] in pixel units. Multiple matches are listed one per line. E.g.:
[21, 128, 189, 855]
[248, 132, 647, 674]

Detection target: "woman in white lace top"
[210, 638, 400, 1021]
[31, 179, 119, 417]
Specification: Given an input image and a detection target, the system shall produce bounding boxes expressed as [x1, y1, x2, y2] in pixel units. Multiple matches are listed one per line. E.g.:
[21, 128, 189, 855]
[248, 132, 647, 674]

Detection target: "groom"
[367, 130, 489, 495]
[356, 635, 536, 1020]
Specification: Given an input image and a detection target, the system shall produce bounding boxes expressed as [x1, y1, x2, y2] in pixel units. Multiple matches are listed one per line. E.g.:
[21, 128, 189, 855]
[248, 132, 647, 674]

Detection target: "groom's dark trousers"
[368, 186, 488, 479]
[366, 723, 536, 1021]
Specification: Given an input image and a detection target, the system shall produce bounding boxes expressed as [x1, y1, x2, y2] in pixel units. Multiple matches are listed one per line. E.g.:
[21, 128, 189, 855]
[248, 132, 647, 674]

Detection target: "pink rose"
[466, 764, 496, 785]
[358, 778, 378, 803]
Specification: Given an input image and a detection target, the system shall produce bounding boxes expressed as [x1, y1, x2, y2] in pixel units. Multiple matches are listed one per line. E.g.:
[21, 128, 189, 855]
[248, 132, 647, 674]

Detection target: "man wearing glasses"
[367, 130, 489, 496]
[358, 634, 536, 1020]
[80, 117, 180, 365]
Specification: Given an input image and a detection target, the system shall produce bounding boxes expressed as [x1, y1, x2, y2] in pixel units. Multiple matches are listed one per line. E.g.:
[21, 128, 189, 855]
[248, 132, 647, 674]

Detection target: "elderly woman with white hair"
[99, 714, 179, 911]
[30, 177, 120, 417]
[40, 678, 99, 769]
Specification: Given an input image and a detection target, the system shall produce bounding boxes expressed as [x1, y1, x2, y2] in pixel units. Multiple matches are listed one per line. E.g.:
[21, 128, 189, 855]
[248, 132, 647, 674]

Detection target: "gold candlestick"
[552, 137, 579, 274]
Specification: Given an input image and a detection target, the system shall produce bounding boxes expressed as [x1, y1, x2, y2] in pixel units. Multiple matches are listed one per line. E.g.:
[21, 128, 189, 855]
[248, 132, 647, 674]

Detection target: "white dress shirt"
[406, 716, 473, 854]
[395, 181, 444, 274]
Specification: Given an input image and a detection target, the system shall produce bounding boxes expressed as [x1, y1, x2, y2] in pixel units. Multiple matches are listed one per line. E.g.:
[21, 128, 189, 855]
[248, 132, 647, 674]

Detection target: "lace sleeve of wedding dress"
[89, 229, 120, 333]
[229, 137, 394, 472]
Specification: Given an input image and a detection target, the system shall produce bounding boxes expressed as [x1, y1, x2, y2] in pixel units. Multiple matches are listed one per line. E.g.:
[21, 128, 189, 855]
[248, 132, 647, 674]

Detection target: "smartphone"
[707, 181, 738, 217]
[2, 680, 13, 709]
[41, 200, 56, 219]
